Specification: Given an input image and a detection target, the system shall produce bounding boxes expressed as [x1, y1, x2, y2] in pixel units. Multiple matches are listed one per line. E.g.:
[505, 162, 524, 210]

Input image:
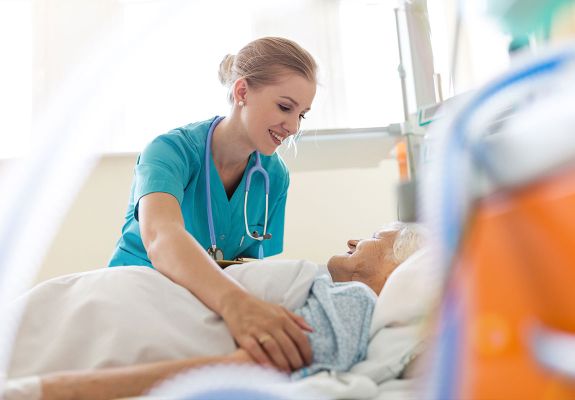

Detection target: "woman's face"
[241, 73, 316, 156]
[327, 228, 400, 294]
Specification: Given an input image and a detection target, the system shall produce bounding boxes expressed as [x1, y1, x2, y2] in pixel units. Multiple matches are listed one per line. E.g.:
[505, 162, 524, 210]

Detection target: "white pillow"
[372, 247, 443, 330]
[351, 247, 443, 384]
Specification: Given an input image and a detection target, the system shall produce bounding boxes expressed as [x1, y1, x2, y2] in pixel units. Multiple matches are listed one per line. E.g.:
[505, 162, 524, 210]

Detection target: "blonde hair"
[218, 37, 318, 104]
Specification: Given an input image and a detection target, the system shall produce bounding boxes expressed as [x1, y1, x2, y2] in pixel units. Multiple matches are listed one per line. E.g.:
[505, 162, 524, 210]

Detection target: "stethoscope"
[205, 116, 272, 261]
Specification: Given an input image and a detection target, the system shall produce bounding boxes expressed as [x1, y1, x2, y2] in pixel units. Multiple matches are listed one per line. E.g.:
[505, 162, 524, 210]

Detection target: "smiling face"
[327, 227, 401, 294]
[237, 72, 316, 156]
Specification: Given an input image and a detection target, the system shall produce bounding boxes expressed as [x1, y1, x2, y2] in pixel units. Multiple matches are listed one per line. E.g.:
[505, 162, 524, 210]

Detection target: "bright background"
[0, 0, 519, 282]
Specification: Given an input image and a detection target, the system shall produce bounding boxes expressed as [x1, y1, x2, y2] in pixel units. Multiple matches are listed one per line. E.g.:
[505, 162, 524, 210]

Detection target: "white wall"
[280, 160, 399, 264]
[35, 134, 400, 283]
[36, 155, 135, 282]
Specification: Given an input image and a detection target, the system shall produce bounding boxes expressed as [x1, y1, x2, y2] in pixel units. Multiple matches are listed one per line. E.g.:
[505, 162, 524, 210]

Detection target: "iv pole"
[393, 1, 437, 221]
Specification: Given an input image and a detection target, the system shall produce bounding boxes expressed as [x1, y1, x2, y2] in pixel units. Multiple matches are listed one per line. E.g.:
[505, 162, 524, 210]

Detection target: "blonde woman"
[108, 37, 318, 372]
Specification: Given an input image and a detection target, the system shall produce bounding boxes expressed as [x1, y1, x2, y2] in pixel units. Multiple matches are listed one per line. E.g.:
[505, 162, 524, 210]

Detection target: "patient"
[327, 221, 423, 295]
[5, 221, 424, 400]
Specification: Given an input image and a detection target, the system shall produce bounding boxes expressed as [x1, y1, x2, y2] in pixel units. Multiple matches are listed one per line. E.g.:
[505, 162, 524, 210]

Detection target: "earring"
[238, 100, 245, 107]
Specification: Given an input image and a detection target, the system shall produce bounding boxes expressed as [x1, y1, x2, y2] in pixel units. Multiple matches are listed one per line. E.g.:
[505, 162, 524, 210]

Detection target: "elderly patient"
[6, 222, 423, 400]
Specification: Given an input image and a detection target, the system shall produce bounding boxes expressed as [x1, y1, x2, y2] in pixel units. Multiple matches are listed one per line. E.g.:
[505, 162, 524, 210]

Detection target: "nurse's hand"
[220, 291, 313, 373]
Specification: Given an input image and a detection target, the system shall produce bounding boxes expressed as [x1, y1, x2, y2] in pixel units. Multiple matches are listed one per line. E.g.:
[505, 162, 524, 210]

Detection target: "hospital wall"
[34, 134, 400, 283]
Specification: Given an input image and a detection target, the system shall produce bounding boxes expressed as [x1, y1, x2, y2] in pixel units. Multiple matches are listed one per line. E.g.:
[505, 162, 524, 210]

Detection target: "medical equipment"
[486, 0, 572, 37]
[393, 0, 438, 223]
[205, 116, 272, 261]
[423, 37, 575, 400]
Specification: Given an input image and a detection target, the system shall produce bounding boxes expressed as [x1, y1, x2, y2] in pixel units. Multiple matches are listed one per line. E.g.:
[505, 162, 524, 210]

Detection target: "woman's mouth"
[269, 130, 284, 146]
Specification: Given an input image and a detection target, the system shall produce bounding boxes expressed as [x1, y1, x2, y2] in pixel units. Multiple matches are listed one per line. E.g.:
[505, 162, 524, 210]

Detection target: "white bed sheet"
[6, 249, 440, 399]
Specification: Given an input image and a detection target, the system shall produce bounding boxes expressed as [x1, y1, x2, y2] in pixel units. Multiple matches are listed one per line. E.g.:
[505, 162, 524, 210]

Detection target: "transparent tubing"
[420, 41, 575, 400]
[421, 42, 575, 275]
[0, 0, 188, 387]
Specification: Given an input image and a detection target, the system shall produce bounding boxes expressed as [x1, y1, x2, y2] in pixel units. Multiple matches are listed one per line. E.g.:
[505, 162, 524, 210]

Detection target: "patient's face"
[327, 227, 399, 294]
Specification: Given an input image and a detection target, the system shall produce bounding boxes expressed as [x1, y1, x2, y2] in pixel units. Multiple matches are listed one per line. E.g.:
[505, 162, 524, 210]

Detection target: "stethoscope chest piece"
[207, 246, 224, 261]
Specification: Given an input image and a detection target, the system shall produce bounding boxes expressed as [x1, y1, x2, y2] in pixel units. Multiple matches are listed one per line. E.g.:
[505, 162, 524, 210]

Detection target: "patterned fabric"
[292, 275, 377, 379]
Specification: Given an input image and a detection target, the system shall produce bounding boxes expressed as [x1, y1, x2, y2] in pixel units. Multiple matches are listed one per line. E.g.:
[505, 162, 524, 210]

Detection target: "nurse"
[108, 37, 318, 373]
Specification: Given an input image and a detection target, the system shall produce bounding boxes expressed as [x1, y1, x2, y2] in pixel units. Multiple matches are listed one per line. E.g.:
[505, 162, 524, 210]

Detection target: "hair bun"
[218, 54, 235, 87]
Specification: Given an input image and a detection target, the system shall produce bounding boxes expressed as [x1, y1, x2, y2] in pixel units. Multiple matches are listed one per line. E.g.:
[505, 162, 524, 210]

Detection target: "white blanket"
[6, 250, 441, 399]
[7, 260, 317, 378]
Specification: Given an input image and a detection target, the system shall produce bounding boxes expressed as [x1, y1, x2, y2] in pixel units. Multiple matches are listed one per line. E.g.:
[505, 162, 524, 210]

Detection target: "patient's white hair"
[385, 222, 425, 264]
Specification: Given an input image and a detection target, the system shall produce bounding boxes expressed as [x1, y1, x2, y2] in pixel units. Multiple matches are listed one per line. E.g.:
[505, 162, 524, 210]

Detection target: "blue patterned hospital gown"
[292, 275, 377, 379]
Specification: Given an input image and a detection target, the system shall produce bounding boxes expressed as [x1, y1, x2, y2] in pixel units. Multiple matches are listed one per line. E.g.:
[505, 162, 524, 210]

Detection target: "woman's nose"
[283, 117, 300, 136]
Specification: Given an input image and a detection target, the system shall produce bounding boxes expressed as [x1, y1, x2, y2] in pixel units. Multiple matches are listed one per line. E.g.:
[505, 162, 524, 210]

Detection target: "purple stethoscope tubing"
[244, 151, 270, 239]
[205, 116, 271, 260]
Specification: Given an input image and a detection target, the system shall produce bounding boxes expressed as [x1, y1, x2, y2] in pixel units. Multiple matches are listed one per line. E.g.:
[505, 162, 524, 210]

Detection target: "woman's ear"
[233, 78, 248, 105]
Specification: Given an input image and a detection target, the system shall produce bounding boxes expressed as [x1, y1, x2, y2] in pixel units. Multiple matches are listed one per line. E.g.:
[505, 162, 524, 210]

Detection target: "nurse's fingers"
[271, 329, 305, 371]
[287, 311, 314, 333]
[258, 334, 291, 373]
[237, 335, 273, 369]
[284, 310, 313, 365]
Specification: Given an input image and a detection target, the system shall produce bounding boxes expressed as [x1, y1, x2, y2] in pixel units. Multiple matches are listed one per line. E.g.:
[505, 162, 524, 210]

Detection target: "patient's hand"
[228, 349, 255, 364]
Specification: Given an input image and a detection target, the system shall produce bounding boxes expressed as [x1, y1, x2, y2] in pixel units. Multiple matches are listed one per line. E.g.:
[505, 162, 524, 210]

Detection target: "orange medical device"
[425, 39, 575, 399]
[395, 140, 409, 181]
[435, 161, 575, 399]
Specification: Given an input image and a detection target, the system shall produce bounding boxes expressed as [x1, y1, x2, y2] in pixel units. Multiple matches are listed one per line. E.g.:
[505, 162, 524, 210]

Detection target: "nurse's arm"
[139, 192, 243, 315]
[138, 192, 312, 372]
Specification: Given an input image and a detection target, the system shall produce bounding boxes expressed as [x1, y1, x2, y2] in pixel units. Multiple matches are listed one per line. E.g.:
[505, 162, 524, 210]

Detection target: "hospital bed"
[4, 248, 440, 399]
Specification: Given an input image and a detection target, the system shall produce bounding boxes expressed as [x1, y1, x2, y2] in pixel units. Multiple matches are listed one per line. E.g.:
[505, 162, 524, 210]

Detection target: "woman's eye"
[278, 104, 290, 112]
[299, 114, 306, 120]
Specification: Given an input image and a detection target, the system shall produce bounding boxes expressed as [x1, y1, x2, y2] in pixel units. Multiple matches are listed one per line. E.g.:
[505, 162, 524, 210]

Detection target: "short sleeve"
[241, 172, 289, 258]
[133, 133, 199, 220]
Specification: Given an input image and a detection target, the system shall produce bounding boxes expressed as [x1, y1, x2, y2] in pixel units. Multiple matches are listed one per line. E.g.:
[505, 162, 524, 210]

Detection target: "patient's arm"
[41, 350, 254, 400]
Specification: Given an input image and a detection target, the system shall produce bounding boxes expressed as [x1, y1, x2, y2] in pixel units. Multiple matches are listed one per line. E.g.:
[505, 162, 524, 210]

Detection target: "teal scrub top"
[108, 117, 289, 268]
